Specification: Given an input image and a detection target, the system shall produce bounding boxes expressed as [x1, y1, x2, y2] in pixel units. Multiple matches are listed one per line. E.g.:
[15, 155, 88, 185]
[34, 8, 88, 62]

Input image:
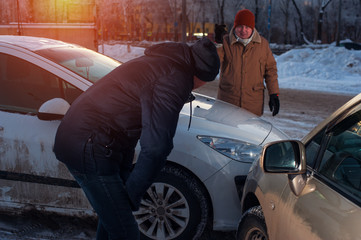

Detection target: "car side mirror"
[37, 98, 70, 121]
[261, 140, 310, 196]
[261, 140, 306, 174]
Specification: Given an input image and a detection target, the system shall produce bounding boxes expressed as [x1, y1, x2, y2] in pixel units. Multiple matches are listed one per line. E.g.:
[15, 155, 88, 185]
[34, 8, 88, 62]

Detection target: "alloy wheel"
[133, 182, 190, 239]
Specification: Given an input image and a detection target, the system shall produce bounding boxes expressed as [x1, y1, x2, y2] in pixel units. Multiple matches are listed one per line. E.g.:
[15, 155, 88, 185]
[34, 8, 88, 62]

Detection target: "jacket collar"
[229, 27, 262, 46]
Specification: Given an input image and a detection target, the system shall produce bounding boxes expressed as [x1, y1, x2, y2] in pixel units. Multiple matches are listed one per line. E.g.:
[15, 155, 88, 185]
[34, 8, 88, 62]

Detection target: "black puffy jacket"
[54, 42, 196, 209]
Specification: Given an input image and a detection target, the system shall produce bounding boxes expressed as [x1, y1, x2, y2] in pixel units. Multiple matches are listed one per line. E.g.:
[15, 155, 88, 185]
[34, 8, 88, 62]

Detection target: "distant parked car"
[341, 42, 361, 50]
[0, 35, 288, 239]
[238, 92, 361, 240]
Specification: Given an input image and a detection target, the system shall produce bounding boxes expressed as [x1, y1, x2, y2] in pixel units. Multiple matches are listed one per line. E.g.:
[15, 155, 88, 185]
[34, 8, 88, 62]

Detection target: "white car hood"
[181, 94, 287, 145]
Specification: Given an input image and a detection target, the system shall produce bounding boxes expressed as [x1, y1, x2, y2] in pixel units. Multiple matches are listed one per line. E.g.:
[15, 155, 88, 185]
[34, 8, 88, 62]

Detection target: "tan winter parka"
[217, 28, 279, 116]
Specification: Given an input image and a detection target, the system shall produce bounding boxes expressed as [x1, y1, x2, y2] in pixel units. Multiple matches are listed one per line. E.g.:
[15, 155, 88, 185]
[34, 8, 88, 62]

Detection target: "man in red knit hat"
[215, 9, 280, 116]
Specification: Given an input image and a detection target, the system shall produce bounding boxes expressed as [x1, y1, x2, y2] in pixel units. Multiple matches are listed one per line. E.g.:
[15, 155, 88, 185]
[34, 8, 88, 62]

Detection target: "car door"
[273, 106, 361, 240]
[0, 51, 92, 212]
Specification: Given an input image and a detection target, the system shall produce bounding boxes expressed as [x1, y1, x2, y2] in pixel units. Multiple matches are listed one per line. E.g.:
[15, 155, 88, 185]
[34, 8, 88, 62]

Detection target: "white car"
[0, 35, 287, 239]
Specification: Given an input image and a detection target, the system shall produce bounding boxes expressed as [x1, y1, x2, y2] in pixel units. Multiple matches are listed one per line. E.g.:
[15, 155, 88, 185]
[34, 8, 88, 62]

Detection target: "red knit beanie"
[234, 9, 255, 29]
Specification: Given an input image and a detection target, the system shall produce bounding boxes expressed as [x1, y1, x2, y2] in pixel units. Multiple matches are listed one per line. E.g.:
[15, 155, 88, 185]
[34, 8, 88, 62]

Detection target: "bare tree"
[134, 0, 174, 41]
[167, 0, 179, 41]
[254, 0, 260, 29]
[216, 0, 226, 24]
[187, 0, 200, 40]
[316, 0, 333, 43]
[279, 0, 291, 44]
[2, 0, 360, 45]
[290, 0, 311, 44]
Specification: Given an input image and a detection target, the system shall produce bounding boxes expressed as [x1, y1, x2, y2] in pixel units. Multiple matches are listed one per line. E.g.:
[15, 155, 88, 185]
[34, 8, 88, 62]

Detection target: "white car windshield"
[36, 47, 121, 83]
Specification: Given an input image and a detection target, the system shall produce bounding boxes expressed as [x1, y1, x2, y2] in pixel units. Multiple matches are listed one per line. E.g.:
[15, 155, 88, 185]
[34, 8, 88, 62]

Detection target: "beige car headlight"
[197, 136, 262, 163]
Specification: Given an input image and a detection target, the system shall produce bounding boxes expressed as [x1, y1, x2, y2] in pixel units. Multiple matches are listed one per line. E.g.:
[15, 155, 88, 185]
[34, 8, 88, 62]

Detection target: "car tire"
[133, 164, 212, 240]
[236, 206, 268, 240]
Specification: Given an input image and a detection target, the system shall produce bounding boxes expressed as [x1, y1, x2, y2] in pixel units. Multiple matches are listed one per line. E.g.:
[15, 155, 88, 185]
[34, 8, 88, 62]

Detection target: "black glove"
[215, 24, 227, 43]
[269, 94, 280, 116]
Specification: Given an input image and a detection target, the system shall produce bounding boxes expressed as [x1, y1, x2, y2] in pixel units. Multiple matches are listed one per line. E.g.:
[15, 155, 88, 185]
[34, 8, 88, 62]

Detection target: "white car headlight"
[197, 136, 262, 163]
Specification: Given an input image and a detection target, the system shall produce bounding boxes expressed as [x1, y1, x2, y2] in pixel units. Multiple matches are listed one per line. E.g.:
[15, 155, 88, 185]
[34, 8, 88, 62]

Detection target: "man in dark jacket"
[53, 37, 220, 240]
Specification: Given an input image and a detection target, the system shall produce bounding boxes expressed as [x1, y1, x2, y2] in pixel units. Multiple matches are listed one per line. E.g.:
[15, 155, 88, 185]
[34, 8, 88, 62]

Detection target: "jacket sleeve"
[125, 73, 191, 210]
[264, 41, 279, 95]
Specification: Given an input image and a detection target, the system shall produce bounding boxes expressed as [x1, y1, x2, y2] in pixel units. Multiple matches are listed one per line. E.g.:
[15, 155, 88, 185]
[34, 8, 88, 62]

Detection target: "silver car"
[238, 93, 361, 240]
[0, 35, 287, 239]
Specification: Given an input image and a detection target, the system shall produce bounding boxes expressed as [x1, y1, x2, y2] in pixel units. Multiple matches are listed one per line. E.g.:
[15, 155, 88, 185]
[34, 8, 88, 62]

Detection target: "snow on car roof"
[0, 35, 77, 51]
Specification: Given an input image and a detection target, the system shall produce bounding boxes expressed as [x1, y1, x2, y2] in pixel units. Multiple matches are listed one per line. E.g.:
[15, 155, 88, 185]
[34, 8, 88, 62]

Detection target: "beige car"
[238, 93, 361, 240]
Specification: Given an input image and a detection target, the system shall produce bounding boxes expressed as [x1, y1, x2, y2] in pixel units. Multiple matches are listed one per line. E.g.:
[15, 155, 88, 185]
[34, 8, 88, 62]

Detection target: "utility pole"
[181, 0, 186, 43]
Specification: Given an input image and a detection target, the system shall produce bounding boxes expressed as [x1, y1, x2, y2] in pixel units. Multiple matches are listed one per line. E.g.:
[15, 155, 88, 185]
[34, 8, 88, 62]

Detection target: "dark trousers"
[67, 139, 139, 240]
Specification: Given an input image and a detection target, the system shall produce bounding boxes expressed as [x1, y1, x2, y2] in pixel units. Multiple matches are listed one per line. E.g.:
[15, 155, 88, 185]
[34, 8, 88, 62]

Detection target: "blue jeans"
[67, 139, 139, 240]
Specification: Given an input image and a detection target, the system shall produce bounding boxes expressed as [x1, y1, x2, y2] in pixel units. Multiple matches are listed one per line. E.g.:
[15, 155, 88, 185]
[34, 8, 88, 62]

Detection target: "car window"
[305, 128, 326, 167]
[318, 111, 361, 200]
[0, 53, 82, 114]
[36, 47, 121, 83]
